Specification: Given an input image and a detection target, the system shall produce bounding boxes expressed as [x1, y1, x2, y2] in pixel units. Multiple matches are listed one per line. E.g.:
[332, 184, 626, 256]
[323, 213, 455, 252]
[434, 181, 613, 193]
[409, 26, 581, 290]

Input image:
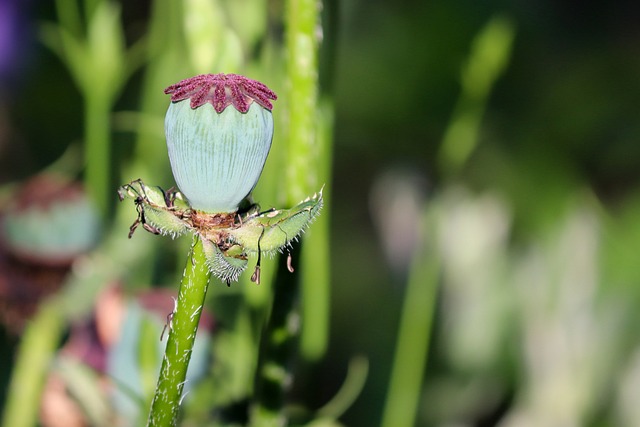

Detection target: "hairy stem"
[285, 0, 319, 204]
[147, 234, 211, 426]
[285, 0, 331, 364]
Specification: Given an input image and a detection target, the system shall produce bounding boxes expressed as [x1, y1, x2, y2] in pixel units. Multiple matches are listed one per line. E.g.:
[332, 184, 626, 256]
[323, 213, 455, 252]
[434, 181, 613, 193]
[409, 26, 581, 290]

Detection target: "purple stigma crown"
[164, 73, 277, 113]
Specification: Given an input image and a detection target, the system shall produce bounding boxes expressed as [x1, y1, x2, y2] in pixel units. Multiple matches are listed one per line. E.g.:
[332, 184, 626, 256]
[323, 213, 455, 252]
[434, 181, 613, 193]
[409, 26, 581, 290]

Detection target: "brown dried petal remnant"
[164, 73, 277, 113]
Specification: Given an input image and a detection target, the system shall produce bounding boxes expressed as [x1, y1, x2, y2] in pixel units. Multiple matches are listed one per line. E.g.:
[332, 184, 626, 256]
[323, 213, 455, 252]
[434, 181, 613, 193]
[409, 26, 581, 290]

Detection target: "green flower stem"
[285, 0, 331, 363]
[147, 234, 212, 426]
[85, 97, 111, 216]
[250, 257, 300, 427]
[285, 0, 319, 204]
[380, 210, 440, 427]
[300, 101, 333, 361]
[0, 300, 64, 427]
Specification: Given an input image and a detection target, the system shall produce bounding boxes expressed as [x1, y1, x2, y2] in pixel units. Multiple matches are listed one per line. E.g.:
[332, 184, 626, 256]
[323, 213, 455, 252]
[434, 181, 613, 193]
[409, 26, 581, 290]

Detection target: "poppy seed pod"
[164, 73, 277, 213]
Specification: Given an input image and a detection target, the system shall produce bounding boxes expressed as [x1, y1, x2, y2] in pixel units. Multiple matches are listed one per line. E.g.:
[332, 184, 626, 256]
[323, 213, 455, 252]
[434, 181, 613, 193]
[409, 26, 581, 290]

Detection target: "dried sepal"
[229, 189, 323, 254]
[201, 238, 248, 285]
[118, 179, 190, 239]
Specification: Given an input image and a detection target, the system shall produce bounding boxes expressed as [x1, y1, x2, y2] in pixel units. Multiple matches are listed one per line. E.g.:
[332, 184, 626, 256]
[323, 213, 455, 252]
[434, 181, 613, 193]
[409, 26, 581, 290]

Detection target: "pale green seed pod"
[2, 174, 101, 266]
[165, 101, 273, 213]
[164, 73, 277, 213]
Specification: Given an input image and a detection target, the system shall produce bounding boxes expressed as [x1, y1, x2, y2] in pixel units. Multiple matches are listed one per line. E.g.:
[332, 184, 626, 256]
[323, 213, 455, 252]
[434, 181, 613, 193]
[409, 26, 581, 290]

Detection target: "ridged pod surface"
[165, 101, 273, 212]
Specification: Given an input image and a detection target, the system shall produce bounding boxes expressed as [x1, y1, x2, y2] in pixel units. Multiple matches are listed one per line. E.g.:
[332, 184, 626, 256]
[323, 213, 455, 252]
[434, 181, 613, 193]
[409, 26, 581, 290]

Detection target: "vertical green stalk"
[147, 234, 212, 426]
[0, 301, 64, 427]
[285, 0, 331, 362]
[250, 256, 300, 427]
[85, 97, 111, 215]
[285, 0, 319, 203]
[380, 210, 440, 427]
[300, 101, 333, 361]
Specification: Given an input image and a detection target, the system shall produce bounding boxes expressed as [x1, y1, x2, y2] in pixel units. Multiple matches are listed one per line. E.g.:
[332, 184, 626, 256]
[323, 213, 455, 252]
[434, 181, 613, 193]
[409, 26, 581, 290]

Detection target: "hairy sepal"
[201, 238, 248, 283]
[118, 180, 190, 238]
[229, 189, 323, 254]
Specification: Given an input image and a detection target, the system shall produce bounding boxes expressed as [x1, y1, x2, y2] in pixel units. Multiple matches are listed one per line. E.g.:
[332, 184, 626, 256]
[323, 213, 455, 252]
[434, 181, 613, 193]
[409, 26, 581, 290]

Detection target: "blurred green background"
[1, 0, 640, 426]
